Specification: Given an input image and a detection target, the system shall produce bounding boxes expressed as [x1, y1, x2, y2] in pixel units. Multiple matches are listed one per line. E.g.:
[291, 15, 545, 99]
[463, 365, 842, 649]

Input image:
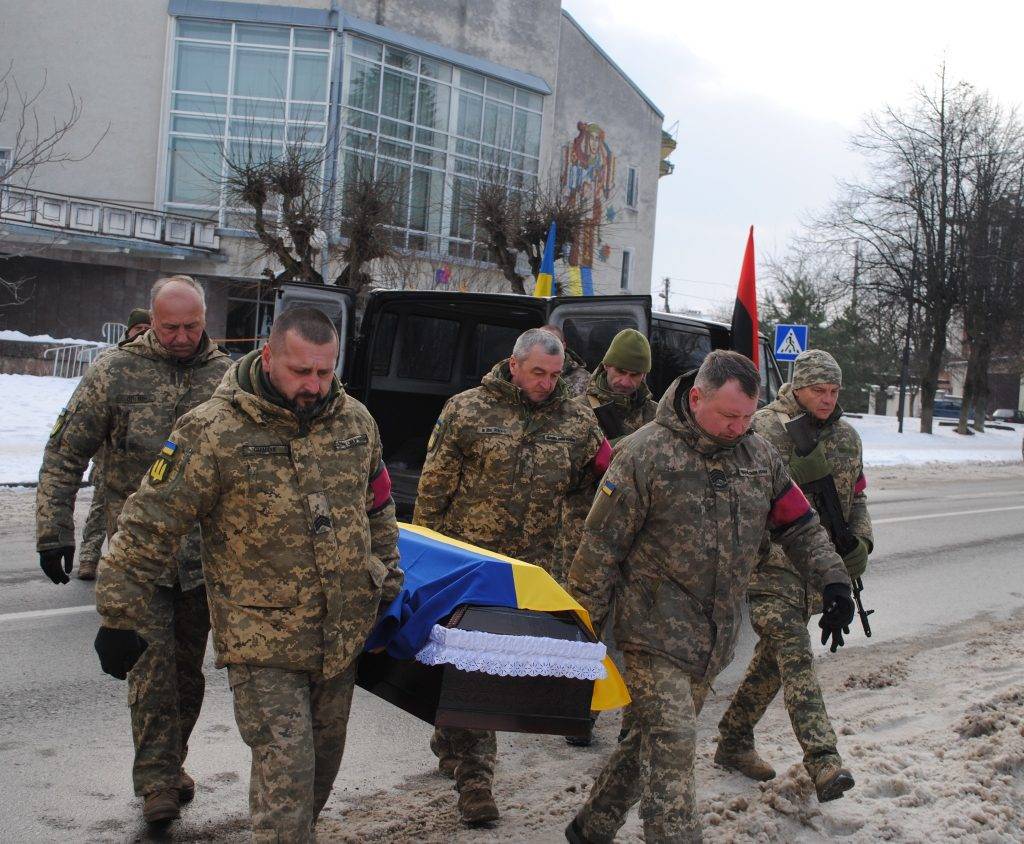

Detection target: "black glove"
[39, 546, 76, 584]
[94, 627, 149, 680]
[818, 582, 855, 653]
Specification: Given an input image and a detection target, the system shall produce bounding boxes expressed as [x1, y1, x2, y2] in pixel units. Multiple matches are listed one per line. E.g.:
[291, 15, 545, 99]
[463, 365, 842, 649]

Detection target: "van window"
[654, 325, 712, 376]
[465, 323, 522, 380]
[396, 315, 460, 381]
[563, 317, 638, 369]
[370, 312, 399, 375]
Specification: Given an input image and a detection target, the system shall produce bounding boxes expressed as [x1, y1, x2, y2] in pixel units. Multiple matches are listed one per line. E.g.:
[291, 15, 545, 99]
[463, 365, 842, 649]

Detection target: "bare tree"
[0, 62, 107, 308]
[955, 106, 1024, 433]
[337, 169, 401, 307]
[472, 174, 589, 294]
[819, 66, 983, 433]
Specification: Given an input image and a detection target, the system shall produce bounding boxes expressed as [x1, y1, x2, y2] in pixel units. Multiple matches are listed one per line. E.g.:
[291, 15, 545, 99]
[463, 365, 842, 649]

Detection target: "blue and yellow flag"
[533, 221, 557, 297]
[366, 523, 630, 711]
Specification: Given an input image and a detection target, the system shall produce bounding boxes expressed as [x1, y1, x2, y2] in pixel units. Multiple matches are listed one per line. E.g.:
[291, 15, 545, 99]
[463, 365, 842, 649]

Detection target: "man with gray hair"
[414, 326, 611, 826]
[36, 275, 229, 824]
[565, 350, 853, 844]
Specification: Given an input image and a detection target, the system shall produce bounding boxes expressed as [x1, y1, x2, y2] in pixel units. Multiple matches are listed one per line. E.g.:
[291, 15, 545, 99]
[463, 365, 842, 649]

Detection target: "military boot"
[457, 787, 499, 826]
[178, 769, 196, 803]
[143, 788, 180, 823]
[713, 742, 776, 781]
[565, 816, 605, 844]
[76, 559, 98, 581]
[814, 764, 855, 802]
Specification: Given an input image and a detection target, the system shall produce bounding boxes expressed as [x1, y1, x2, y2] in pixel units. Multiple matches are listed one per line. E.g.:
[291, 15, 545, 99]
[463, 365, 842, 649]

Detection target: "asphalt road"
[1, 468, 1022, 842]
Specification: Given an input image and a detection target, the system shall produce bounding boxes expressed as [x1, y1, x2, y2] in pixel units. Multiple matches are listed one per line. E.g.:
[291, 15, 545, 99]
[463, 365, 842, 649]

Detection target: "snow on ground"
[849, 413, 1023, 467]
[0, 374, 81, 484]
[0, 372, 1021, 483]
[319, 609, 1024, 843]
[0, 329, 102, 346]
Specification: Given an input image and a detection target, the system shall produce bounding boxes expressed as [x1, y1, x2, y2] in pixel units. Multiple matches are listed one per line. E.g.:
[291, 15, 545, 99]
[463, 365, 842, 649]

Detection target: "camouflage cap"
[792, 349, 842, 389]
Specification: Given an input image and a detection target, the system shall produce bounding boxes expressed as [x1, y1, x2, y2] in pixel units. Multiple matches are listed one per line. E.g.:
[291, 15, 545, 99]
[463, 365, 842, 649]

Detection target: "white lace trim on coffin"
[414, 624, 608, 680]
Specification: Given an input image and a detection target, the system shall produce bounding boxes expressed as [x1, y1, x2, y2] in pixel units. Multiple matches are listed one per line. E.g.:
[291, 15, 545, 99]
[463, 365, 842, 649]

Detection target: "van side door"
[273, 283, 355, 378]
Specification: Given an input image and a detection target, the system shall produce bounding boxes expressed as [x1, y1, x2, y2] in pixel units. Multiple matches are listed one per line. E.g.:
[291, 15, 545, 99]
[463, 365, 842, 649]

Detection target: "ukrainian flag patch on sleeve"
[600, 480, 617, 496]
[149, 440, 178, 485]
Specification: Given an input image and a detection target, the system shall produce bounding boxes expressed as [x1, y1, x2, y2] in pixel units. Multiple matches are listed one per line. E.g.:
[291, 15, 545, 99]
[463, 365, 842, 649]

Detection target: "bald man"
[37, 276, 230, 824]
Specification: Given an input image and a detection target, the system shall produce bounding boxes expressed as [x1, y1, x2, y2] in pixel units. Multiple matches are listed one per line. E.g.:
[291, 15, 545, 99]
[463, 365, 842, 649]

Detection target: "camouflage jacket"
[568, 373, 851, 682]
[37, 330, 230, 589]
[561, 350, 591, 398]
[580, 365, 658, 444]
[748, 384, 873, 612]
[414, 359, 609, 571]
[95, 350, 403, 679]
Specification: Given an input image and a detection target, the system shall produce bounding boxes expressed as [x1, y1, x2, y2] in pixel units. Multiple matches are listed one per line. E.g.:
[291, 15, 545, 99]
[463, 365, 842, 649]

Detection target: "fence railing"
[43, 344, 108, 379]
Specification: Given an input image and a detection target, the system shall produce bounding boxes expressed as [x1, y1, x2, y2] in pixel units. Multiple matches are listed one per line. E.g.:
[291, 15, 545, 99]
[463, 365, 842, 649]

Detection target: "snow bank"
[0, 329, 102, 346]
[0, 374, 81, 484]
[848, 413, 1023, 466]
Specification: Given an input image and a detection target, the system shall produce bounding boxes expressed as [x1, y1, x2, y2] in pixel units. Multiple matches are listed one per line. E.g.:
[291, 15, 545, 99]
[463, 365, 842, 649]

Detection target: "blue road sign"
[773, 324, 808, 361]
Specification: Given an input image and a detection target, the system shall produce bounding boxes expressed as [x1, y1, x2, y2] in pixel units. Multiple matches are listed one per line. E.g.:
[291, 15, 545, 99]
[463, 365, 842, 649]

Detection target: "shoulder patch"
[148, 440, 179, 485]
[49, 408, 69, 440]
[427, 419, 444, 452]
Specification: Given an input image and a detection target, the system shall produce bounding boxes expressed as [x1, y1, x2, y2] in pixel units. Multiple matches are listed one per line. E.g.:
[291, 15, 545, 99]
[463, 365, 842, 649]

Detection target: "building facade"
[0, 0, 671, 346]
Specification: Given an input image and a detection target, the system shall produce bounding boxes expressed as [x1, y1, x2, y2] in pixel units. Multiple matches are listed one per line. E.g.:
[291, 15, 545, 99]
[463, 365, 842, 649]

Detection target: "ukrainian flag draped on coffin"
[365, 523, 630, 711]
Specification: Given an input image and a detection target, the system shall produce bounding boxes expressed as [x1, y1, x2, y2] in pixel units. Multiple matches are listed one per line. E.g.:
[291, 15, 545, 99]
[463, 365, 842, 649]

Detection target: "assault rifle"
[784, 414, 875, 637]
[853, 577, 873, 638]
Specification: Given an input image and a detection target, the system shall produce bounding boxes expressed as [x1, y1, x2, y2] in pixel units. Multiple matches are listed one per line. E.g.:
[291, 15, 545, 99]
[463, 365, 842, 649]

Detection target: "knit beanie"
[792, 349, 842, 389]
[126, 308, 151, 330]
[602, 329, 652, 374]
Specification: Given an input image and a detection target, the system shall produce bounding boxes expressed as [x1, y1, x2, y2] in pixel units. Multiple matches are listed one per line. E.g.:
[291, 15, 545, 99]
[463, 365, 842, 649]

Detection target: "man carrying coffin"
[565, 351, 853, 843]
[414, 327, 610, 825]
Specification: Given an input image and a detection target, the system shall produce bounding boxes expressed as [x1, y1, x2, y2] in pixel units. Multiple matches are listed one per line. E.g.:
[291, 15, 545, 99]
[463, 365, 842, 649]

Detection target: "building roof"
[560, 10, 664, 119]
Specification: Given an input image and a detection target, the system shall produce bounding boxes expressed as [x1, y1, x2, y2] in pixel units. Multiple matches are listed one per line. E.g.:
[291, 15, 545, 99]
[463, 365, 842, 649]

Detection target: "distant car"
[932, 397, 963, 419]
[991, 408, 1024, 424]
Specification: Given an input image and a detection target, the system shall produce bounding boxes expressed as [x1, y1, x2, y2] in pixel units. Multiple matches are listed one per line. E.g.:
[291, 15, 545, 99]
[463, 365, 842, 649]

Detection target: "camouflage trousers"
[717, 593, 841, 779]
[79, 484, 106, 565]
[430, 726, 497, 792]
[576, 650, 708, 844]
[229, 663, 356, 844]
[128, 583, 209, 796]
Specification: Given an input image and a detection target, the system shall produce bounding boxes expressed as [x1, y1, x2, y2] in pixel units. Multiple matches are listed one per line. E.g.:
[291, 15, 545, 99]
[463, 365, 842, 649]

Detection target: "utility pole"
[660, 276, 671, 313]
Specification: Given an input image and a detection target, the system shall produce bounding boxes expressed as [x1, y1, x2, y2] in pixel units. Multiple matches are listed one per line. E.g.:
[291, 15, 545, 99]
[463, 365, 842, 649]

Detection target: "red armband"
[368, 462, 393, 514]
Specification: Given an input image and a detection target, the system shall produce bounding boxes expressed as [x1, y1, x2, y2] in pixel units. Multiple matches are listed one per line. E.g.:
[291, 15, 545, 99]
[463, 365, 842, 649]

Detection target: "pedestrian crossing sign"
[773, 324, 808, 361]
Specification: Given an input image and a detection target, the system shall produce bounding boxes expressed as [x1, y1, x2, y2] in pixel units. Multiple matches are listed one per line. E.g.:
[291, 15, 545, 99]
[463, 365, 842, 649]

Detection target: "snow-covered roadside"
[849, 413, 1023, 467]
[0, 373, 1021, 484]
[0, 375, 81, 484]
[0, 329, 102, 346]
[319, 609, 1024, 843]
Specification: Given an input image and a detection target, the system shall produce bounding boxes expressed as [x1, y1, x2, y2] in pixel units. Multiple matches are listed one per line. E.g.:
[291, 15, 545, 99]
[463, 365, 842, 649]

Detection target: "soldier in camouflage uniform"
[36, 279, 228, 823]
[716, 349, 872, 802]
[582, 329, 657, 445]
[77, 309, 152, 580]
[94, 307, 402, 843]
[564, 351, 854, 844]
[414, 328, 610, 826]
[541, 324, 591, 397]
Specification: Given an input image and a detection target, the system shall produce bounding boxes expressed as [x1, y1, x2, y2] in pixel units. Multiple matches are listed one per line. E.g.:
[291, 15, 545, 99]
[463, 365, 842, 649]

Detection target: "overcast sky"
[561, 0, 1024, 313]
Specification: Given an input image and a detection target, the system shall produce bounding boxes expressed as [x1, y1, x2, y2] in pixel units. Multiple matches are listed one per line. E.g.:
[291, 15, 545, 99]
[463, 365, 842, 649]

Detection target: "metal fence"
[42, 344, 108, 379]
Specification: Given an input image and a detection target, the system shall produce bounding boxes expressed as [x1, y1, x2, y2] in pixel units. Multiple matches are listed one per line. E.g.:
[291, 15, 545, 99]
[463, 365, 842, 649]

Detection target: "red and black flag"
[730, 226, 759, 367]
